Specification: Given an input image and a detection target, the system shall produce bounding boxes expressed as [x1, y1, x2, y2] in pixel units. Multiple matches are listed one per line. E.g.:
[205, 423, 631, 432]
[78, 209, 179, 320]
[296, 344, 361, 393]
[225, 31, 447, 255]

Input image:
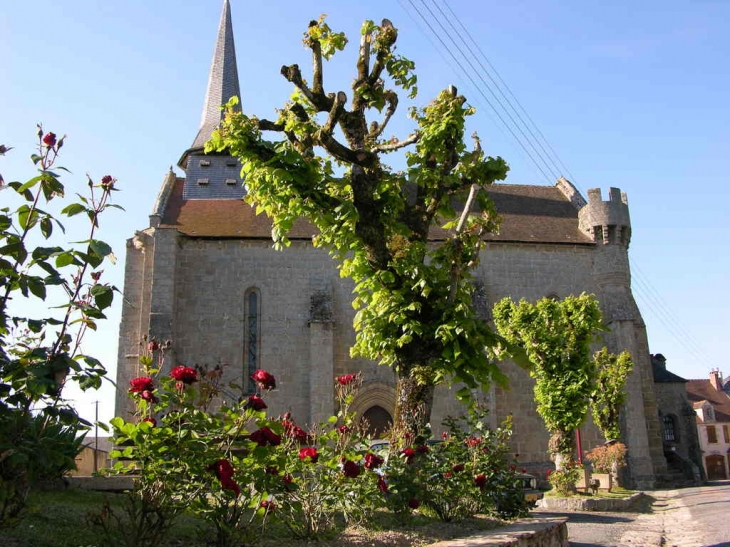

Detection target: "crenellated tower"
[578, 187, 667, 488]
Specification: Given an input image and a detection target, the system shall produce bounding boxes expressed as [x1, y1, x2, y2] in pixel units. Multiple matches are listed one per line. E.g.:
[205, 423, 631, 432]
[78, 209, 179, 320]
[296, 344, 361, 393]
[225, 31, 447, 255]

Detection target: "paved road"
[533, 481, 730, 547]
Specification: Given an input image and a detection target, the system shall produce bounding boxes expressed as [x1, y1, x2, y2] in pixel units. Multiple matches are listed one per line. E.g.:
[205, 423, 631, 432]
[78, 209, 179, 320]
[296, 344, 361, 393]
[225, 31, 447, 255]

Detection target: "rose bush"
[0, 128, 119, 524]
[105, 364, 531, 544]
[383, 407, 530, 521]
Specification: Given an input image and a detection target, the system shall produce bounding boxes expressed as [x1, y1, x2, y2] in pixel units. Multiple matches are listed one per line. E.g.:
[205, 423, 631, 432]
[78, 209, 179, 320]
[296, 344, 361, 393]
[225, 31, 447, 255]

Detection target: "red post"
[575, 429, 583, 464]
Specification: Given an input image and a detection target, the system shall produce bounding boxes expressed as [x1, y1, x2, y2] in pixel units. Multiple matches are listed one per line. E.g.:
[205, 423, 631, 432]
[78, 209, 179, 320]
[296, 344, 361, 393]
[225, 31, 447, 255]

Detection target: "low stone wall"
[38, 476, 135, 492]
[536, 492, 645, 512]
[428, 518, 568, 547]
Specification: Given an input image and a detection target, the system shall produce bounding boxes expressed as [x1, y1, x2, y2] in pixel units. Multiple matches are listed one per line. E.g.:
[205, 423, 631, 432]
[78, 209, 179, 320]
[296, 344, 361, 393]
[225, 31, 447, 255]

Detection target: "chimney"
[709, 368, 723, 391]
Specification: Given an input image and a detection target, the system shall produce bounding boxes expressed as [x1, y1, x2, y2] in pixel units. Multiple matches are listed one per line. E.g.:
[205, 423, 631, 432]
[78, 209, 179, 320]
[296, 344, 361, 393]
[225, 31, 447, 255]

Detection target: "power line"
[398, 0, 714, 370]
[418, 0, 561, 181]
[439, 0, 582, 191]
[401, 0, 556, 185]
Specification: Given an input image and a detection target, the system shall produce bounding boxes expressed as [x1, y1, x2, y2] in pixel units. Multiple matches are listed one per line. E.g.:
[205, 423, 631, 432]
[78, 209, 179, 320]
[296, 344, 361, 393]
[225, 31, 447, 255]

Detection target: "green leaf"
[27, 277, 46, 300]
[55, 251, 77, 268]
[17, 175, 44, 193]
[61, 203, 86, 217]
[89, 240, 112, 259]
[90, 284, 113, 310]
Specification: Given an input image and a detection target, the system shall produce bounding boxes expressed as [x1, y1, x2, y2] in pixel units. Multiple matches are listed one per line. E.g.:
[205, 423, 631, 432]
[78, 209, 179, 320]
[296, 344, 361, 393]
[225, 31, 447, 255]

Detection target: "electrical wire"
[397, 0, 714, 371]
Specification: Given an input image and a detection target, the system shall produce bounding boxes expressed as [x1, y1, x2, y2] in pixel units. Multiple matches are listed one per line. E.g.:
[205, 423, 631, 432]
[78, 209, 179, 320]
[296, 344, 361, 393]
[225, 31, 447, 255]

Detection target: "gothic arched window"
[244, 287, 261, 392]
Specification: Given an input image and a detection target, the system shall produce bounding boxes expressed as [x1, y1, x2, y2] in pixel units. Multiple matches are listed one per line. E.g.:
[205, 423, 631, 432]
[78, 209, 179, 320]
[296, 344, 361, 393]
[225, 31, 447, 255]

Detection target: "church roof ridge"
[180, 0, 241, 167]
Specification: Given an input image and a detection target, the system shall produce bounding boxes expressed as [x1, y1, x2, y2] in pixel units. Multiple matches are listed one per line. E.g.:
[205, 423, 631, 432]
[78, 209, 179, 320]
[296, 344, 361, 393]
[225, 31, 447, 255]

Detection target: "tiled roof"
[652, 363, 688, 383]
[160, 179, 594, 245]
[686, 379, 730, 422]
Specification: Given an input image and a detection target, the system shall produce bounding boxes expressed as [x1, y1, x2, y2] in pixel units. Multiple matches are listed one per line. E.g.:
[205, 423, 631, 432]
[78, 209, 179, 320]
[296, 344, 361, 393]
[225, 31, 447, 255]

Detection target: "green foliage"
[108, 350, 530, 544]
[585, 442, 627, 474]
[547, 461, 582, 496]
[0, 127, 120, 525]
[493, 294, 604, 460]
[383, 409, 530, 522]
[207, 17, 514, 434]
[591, 348, 633, 441]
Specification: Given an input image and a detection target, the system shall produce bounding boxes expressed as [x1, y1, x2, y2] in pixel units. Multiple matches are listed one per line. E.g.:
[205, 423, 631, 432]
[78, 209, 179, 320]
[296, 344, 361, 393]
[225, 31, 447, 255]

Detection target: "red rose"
[260, 500, 275, 510]
[364, 452, 384, 470]
[282, 420, 309, 443]
[246, 395, 267, 411]
[249, 427, 281, 447]
[521, 468, 527, 474]
[416, 445, 429, 454]
[401, 448, 416, 464]
[377, 476, 388, 492]
[283, 474, 293, 485]
[42, 132, 57, 147]
[299, 447, 318, 463]
[170, 365, 198, 385]
[142, 417, 156, 427]
[139, 390, 157, 403]
[509, 464, 516, 472]
[342, 459, 361, 478]
[466, 437, 481, 447]
[129, 377, 154, 393]
[337, 425, 350, 435]
[251, 369, 276, 390]
[207, 459, 240, 497]
[147, 340, 160, 352]
[441, 432, 449, 440]
[101, 175, 114, 190]
[474, 474, 487, 488]
[547, 469, 553, 477]
[336, 373, 356, 386]
[408, 497, 420, 509]
[452, 463, 465, 473]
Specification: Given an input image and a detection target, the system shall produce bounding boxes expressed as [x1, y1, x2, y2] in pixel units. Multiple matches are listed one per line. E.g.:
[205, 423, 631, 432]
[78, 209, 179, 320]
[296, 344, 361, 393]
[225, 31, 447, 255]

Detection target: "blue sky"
[3, 1, 728, 425]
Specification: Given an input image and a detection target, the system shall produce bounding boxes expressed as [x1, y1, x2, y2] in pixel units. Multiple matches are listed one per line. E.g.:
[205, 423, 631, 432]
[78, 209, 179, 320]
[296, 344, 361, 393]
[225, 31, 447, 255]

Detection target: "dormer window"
[225, 178, 237, 185]
[199, 159, 211, 167]
[226, 160, 237, 167]
[197, 178, 210, 185]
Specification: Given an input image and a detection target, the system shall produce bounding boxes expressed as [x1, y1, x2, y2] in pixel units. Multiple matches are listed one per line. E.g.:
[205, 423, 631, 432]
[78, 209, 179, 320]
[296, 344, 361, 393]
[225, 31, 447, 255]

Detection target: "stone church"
[115, 0, 668, 488]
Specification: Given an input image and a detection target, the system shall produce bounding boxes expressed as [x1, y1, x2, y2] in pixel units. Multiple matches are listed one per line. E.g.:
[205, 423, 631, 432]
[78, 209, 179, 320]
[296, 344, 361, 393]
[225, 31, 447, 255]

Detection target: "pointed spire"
[190, 0, 241, 151]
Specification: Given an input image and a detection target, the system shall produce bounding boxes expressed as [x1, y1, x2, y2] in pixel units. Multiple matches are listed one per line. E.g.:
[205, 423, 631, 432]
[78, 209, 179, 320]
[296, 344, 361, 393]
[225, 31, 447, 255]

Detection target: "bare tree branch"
[372, 132, 419, 153]
[258, 119, 284, 132]
[322, 91, 347, 135]
[367, 19, 396, 86]
[369, 91, 399, 140]
[281, 64, 333, 112]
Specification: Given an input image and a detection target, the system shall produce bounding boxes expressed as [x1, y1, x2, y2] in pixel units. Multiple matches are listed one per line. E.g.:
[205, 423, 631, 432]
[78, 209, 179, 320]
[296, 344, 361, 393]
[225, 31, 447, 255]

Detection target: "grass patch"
[3, 489, 507, 547]
[544, 487, 639, 499]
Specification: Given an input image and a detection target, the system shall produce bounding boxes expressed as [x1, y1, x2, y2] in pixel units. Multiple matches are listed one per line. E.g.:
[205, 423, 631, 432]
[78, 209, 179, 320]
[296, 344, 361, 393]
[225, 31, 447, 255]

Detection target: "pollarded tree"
[208, 17, 514, 437]
[591, 347, 633, 442]
[492, 294, 603, 470]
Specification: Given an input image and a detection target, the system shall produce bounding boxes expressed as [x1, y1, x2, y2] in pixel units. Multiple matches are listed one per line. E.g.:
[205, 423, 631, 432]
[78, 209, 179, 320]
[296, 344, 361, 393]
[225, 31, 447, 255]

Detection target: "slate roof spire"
[189, 0, 241, 154]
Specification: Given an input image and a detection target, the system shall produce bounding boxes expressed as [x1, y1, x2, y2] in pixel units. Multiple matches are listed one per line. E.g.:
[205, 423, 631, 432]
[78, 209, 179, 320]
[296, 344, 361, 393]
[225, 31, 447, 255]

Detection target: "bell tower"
[178, 0, 244, 201]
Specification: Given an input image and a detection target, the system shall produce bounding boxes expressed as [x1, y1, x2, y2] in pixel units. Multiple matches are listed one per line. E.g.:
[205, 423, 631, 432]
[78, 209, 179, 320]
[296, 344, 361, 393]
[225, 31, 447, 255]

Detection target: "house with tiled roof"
[115, 0, 671, 488]
[687, 369, 730, 480]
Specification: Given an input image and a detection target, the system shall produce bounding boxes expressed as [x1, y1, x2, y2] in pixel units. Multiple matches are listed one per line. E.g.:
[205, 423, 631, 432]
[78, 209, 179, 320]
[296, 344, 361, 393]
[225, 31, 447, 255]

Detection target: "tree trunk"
[549, 430, 574, 471]
[391, 374, 435, 447]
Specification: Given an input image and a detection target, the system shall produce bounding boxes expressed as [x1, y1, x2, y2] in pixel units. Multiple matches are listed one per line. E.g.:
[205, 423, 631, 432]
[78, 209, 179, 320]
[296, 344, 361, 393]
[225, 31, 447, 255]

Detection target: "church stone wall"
[116, 217, 659, 485]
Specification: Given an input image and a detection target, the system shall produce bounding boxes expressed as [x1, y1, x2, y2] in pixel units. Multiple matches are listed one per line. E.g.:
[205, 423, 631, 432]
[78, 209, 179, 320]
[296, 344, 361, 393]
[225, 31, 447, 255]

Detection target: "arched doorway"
[361, 405, 393, 439]
[705, 454, 727, 480]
